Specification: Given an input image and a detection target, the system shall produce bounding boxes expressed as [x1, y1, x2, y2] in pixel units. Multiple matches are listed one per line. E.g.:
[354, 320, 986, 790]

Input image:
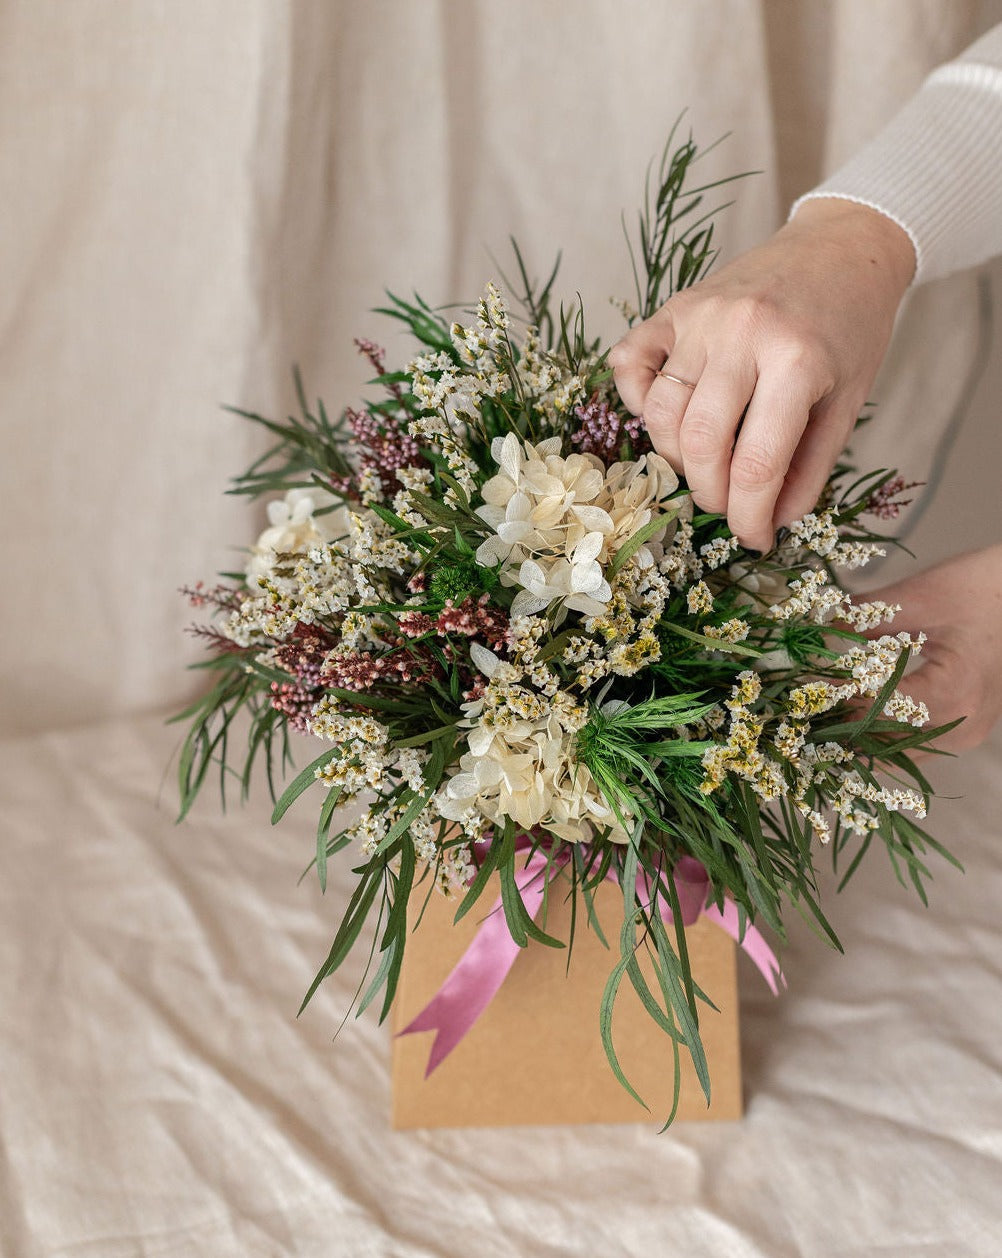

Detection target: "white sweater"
[793, 23, 1002, 285]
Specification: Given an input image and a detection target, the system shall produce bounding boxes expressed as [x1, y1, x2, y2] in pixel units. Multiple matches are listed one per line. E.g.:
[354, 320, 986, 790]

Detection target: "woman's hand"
[867, 545, 1002, 752]
[609, 198, 916, 551]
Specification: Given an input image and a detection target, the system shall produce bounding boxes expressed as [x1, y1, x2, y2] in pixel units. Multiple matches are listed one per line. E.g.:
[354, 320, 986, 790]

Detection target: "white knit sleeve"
[791, 23, 1002, 285]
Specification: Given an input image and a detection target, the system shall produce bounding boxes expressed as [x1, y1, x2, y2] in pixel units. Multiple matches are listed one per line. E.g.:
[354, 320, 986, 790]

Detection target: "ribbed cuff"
[789, 50, 1002, 286]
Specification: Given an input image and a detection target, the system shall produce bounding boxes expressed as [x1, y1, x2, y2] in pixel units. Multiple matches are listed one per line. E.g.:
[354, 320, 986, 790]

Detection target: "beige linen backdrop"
[3, 4, 1002, 1257]
[3, 0, 1002, 735]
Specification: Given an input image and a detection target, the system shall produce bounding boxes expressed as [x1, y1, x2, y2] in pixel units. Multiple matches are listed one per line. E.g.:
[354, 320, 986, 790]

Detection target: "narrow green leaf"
[669, 622, 761, 657]
[272, 747, 340, 824]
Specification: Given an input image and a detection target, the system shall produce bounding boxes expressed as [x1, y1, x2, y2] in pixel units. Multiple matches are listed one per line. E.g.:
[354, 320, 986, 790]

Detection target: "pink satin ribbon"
[398, 847, 785, 1076]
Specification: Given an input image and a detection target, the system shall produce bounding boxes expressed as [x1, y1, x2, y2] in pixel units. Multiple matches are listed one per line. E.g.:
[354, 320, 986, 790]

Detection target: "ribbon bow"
[399, 847, 784, 1076]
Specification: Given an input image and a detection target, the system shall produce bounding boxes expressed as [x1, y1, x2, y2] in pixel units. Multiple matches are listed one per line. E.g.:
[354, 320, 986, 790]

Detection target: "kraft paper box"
[391, 873, 742, 1129]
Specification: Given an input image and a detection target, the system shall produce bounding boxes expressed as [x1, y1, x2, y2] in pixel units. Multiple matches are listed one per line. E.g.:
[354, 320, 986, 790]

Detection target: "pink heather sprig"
[863, 475, 922, 520]
[269, 626, 336, 730]
[355, 336, 408, 408]
[322, 651, 387, 692]
[180, 582, 242, 612]
[354, 337, 387, 377]
[327, 472, 358, 500]
[346, 406, 423, 496]
[272, 625, 332, 689]
[185, 623, 251, 655]
[269, 681, 318, 734]
[570, 397, 646, 461]
[397, 596, 509, 649]
[322, 644, 444, 692]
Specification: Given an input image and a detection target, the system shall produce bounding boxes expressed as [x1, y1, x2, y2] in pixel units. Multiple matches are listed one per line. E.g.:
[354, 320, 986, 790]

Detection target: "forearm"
[792, 23, 1002, 284]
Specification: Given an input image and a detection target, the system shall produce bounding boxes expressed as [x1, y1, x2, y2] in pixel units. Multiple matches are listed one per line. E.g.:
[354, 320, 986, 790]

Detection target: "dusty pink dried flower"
[346, 406, 423, 496]
[269, 681, 317, 733]
[863, 475, 921, 520]
[570, 397, 646, 460]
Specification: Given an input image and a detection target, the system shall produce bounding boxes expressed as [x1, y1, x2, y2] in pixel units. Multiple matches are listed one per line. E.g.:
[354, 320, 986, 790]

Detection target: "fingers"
[772, 398, 858, 527]
[608, 314, 676, 416]
[612, 310, 840, 551]
[669, 357, 757, 512]
[724, 370, 814, 551]
[641, 350, 707, 469]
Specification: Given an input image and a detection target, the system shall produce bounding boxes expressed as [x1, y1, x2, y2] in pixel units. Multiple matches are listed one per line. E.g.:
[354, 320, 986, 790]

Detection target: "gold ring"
[659, 366, 697, 390]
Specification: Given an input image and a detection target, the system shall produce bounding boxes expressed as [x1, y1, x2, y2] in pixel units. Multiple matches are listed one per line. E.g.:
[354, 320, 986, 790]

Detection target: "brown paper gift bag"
[391, 873, 742, 1129]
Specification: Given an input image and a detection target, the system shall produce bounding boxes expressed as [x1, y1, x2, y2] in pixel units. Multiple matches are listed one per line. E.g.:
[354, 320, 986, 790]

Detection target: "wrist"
[787, 196, 917, 298]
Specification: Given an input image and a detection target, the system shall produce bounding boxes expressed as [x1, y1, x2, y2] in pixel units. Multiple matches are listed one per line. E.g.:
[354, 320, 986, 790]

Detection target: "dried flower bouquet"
[176, 130, 958, 1123]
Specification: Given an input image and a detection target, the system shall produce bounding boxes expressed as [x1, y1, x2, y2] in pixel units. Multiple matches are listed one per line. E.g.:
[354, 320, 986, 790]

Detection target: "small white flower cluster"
[392, 465, 435, 527]
[309, 701, 429, 808]
[226, 545, 357, 646]
[409, 807, 443, 863]
[701, 672, 787, 801]
[339, 609, 378, 650]
[781, 510, 887, 571]
[346, 811, 388, 858]
[838, 632, 926, 697]
[518, 325, 587, 421]
[434, 842, 477, 897]
[659, 517, 704, 588]
[785, 511, 840, 557]
[787, 680, 857, 720]
[686, 581, 714, 615]
[244, 488, 344, 587]
[830, 769, 927, 834]
[768, 569, 845, 623]
[309, 705, 393, 800]
[409, 354, 494, 429]
[699, 536, 740, 571]
[223, 496, 421, 648]
[703, 617, 751, 644]
[348, 510, 418, 581]
[505, 616, 561, 696]
[450, 281, 510, 374]
[700, 614, 931, 842]
[396, 747, 429, 793]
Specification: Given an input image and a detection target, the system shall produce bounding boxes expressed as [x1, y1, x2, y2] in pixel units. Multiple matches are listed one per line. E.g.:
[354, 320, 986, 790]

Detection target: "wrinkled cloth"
[3, 0, 1002, 736]
[3, 2, 1002, 1254]
[1, 712, 1000, 1257]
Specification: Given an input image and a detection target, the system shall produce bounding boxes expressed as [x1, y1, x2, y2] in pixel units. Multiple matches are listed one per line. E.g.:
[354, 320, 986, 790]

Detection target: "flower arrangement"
[176, 132, 958, 1124]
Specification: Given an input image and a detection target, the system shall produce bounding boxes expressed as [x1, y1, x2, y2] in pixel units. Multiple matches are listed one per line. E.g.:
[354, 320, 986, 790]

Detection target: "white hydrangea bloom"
[439, 653, 627, 844]
[246, 488, 345, 584]
[474, 433, 683, 619]
[439, 709, 627, 844]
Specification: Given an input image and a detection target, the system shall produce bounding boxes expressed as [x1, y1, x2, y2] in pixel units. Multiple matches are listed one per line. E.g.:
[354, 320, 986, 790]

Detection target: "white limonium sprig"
[245, 487, 345, 585]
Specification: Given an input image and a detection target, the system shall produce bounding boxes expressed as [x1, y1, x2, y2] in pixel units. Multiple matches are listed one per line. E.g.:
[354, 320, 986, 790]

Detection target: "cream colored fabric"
[2, 712, 1001, 1256]
[3, 0, 1002, 735]
[4, 3, 1002, 1254]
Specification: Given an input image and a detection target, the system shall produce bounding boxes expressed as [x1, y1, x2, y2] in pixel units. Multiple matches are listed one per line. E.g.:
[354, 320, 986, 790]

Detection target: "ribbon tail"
[704, 901, 787, 996]
[397, 854, 550, 1076]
